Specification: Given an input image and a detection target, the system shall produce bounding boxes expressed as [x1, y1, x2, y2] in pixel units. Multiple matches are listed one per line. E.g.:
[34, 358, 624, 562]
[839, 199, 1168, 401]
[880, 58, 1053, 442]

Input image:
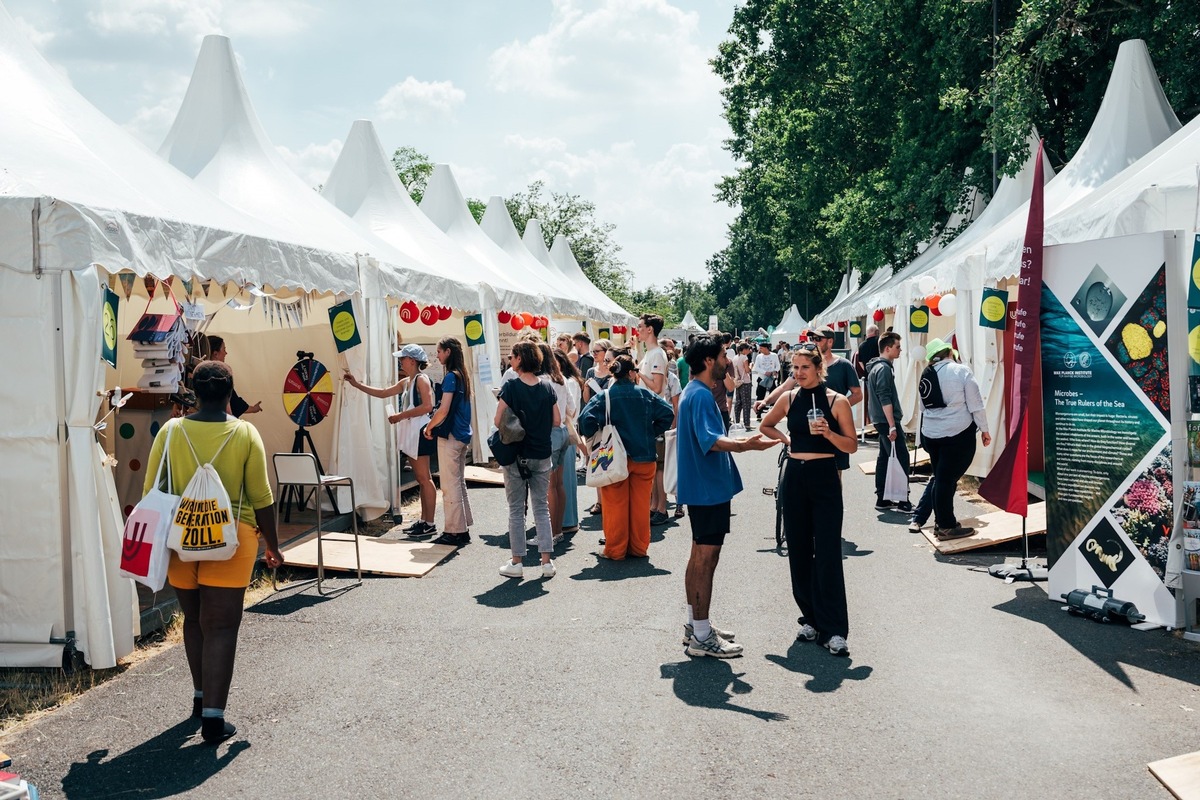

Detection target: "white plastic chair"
[272, 452, 361, 595]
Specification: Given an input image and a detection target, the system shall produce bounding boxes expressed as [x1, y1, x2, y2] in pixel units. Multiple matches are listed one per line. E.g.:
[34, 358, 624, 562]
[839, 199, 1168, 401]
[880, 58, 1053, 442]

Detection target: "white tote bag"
[663, 428, 678, 496]
[119, 422, 178, 591]
[168, 422, 243, 562]
[883, 445, 909, 503]
[586, 391, 629, 488]
[397, 377, 431, 459]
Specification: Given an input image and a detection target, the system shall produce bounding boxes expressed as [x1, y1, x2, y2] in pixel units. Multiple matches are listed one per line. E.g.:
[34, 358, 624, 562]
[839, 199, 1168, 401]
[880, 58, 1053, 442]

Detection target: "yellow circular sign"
[910, 309, 929, 329]
[1192, 255, 1200, 292]
[465, 319, 483, 341]
[849, 322, 862, 336]
[332, 310, 356, 342]
[981, 295, 1006, 323]
[1189, 325, 1200, 366]
[102, 302, 117, 350]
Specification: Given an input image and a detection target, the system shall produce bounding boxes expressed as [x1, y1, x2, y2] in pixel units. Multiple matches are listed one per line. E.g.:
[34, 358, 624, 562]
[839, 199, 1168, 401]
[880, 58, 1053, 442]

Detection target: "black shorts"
[689, 501, 731, 546]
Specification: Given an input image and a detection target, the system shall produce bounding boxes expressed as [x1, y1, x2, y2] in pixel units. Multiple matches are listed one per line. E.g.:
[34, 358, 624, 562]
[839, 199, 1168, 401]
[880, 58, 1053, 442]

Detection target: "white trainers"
[498, 561, 524, 579]
[825, 635, 849, 657]
[686, 631, 744, 659]
[541, 560, 556, 579]
[682, 623, 736, 645]
[796, 623, 818, 642]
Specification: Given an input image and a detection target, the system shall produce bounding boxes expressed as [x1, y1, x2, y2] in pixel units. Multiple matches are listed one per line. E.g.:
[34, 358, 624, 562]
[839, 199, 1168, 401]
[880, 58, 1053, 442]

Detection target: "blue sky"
[7, 0, 740, 289]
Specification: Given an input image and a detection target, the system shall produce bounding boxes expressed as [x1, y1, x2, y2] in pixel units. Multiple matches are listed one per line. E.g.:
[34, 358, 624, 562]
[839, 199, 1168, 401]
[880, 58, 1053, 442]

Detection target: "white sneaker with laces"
[498, 561, 524, 579]
[541, 560, 556, 579]
[825, 635, 849, 657]
[796, 623, 818, 642]
[683, 623, 736, 645]
[687, 631, 744, 659]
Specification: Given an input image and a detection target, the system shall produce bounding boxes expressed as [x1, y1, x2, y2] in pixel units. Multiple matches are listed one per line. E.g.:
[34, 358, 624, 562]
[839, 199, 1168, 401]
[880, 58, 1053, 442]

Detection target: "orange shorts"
[168, 521, 261, 590]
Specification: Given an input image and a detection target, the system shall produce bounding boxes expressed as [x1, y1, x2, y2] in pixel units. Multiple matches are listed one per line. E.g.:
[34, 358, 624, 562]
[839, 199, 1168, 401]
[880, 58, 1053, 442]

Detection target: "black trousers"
[783, 457, 848, 641]
[873, 419, 910, 502]
[921, 424, 977, 529]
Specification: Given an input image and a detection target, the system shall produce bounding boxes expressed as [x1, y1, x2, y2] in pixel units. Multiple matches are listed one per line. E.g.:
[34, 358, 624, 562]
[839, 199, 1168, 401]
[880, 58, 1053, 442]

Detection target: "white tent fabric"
[679, 311, 705, 332]
[321, 120, 542, 315]
[548, 233, 632, 321]
[523, 221, 622, 324]
[771, 305, 809, 344]
[159, 34, 427, 520]
[0, 10, 374, 668]
[811, 268, 858, 324]
[479, 198, 602, 320]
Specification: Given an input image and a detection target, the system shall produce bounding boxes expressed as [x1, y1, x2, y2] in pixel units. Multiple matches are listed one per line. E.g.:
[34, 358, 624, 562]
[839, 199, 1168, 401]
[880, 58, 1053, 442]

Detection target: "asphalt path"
[4, 440, 1199, 799]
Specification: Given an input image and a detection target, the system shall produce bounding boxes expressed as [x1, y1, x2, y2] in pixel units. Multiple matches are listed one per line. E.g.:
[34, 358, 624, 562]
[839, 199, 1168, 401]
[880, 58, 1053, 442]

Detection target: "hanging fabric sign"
[979, 288, 1009, 330]
[909, 305, 929, 333]
[327, 300, 361, 352]
[1189, 234, 1200, 308]
[598, 328, 610, 340]
[464, 313, 485, 347]
[848, 321, 862, 337]
[102, 285, 120, 368]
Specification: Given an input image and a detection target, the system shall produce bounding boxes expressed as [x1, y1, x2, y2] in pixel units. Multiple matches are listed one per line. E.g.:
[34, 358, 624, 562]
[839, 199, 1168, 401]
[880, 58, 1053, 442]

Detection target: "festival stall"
[0, 10, 370, 668]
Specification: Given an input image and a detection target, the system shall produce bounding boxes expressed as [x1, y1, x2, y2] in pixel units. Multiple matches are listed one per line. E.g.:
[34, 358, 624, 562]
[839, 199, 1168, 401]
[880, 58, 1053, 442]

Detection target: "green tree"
[391, 146, 434, 202]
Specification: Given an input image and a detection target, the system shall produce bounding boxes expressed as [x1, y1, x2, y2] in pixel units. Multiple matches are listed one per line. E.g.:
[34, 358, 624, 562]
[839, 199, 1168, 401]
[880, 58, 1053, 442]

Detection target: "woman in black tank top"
[759, 344, 858, 657]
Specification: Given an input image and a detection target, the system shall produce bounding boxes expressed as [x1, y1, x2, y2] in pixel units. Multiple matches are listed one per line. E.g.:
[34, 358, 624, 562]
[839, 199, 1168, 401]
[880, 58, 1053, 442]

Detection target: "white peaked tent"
[548, 233, 632, 321]
[679, 311, 705, 332]
[0, 8, 367, 668]
[160, 34, 463, 521]
[320, 120, 542, 315]
[479, 198, 600, 320]
[812, 268, 860, 323]
[771, 305, 808, 344]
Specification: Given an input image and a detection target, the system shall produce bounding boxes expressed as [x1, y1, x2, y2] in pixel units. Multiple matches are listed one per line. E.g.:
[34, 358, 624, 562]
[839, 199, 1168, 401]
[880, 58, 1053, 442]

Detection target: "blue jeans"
[504, 457, 553, 556]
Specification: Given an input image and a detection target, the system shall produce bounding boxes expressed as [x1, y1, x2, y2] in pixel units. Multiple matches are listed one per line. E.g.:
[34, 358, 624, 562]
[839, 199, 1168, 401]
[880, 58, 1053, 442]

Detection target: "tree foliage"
[710, 0, 1200, 333]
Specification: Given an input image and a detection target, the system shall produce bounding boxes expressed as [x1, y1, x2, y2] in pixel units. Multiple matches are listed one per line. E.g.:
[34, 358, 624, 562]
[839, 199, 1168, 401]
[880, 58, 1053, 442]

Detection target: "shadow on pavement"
[764, 641, 873, 693]
[994, 585, 1200, 690]
[474, 576, 551, 607]
[245, 588, 333, 616]
[659, 659, 788, 721]
[842, 537, 873, 558]
[60, 718, 248, 799]
[570, 557, 671, 582]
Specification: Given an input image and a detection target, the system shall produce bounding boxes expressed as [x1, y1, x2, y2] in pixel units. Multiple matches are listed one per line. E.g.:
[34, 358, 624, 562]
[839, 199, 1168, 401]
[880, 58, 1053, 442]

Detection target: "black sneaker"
[874, 500, 896, 511]
[431, 533, 463, 546]
[895, 501, 914, 513]
[201, 717, 236, 744]
[650, 511, 670, 526]
[406, 521, 437, 539]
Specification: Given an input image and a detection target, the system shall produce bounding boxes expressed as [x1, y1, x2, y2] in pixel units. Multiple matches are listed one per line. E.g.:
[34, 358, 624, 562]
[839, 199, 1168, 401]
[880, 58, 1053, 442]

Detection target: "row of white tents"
[811, 38, 1194, 480]
[0, 5, 631, 670]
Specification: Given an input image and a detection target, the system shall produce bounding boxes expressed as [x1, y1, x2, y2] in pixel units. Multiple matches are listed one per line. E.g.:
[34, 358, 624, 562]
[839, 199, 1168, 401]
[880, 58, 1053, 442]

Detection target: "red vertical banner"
[979, 139, 1045, 517]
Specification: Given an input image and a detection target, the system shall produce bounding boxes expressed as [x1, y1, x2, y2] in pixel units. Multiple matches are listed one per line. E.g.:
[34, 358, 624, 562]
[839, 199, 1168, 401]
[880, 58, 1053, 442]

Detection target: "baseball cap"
[813, 325, 835, 339]
[393, 343, 429, 363]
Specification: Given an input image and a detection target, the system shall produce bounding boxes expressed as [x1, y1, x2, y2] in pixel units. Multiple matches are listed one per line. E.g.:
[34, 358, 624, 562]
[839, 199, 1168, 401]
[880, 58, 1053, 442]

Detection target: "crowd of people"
[140, 320, 991, 743]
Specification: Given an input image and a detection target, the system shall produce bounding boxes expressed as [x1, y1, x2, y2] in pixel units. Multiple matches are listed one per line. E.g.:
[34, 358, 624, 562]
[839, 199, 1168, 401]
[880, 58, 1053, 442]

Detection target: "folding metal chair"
[272, 453, 362, 595]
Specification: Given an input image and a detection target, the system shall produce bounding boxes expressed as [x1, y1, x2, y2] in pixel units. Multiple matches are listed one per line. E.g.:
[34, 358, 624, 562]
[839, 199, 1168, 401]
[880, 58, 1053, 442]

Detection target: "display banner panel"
[1042, 232, 1180, 625]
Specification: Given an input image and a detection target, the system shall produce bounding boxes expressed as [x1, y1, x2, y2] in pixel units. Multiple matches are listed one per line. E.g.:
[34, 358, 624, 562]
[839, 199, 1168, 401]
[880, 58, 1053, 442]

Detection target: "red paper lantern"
[838, 321, 847, 329]
[927, 294, 942, 316]
[438, 305, 452, 321]
[872, 309, 885, 322]
[511, 314, 526, 331]
[399, 300, 419, 324]
[498, 310, 512, 324]
[532, 316, 548, 330]
[419, 305, 439, 326]
[521, 312, 535, 327]
[613, 325, 625, 335]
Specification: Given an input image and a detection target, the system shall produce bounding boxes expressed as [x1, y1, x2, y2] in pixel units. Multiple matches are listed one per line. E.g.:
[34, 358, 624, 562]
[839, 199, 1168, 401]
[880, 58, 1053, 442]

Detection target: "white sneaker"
[796, 623, 818, 642]
[686, 631, 744, 659]
[825, 635, 849, 657]
[682, 623, 736, 645]
[541, 560, 556, 579]
[498, 561, 523, 579]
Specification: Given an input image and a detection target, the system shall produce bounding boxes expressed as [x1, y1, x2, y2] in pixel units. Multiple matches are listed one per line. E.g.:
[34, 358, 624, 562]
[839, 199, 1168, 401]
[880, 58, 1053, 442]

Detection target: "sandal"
[588, 503, 602, 515]
[673, 506, 685, 519]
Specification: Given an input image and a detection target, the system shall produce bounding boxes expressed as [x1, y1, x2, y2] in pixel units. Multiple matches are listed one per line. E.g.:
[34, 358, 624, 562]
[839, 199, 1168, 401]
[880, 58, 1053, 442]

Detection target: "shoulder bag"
[586, 390, 629, 487]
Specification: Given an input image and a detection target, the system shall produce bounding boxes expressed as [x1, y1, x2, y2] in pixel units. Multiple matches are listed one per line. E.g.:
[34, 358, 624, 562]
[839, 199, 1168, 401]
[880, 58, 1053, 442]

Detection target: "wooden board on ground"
[1149, 750, 1200, 800]
[857, 448, 929, 474]
[281, 532, 455, 577]
[464, 465, 505, 486]
[920, 501, 1046, 554]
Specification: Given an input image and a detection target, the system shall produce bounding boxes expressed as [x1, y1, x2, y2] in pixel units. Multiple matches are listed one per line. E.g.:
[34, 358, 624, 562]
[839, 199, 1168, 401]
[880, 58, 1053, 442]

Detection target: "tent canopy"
[548, 232, 631, 321]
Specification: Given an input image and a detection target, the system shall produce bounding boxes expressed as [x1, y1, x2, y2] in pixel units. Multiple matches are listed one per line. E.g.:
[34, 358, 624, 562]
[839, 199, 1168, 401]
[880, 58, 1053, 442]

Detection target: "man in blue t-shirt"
[676, 336, 775, 658]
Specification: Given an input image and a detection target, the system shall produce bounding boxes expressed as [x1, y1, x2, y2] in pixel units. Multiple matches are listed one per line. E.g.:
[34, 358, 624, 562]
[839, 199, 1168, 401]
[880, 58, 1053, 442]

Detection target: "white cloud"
[84, 0, 315, 43]
[275, 138, 344, 189]
[123, 74, 191, 147]
[375, 77, 466, 121]
[12, 14, 56, 47]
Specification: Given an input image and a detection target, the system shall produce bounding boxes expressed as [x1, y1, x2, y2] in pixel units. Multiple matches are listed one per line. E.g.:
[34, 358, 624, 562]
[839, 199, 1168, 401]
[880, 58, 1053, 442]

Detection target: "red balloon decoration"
[438, 305, 452, 321]
[532, 315, 548, 330]
[838, 321, 847, 329]
[511, 314, 526, 331]
[419, 305, 439, 326]
[872, 309, 885, 322]
[521, 312, 535, 327]
[399, 300, 419, 324]
[498, 311, 512, 324]
[927, 294, 942, 316]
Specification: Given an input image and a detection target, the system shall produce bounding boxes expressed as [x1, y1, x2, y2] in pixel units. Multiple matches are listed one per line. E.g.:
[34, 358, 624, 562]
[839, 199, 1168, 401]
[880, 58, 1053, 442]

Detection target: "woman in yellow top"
[143, 361, 283, 744]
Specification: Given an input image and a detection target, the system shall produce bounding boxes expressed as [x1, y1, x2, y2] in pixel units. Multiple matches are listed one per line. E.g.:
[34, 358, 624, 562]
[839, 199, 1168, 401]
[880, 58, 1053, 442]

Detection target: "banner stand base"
[988, 562, 1048, 582]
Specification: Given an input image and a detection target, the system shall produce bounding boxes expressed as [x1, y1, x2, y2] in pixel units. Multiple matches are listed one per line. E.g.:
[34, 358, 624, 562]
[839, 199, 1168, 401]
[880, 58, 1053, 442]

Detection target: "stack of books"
[128, 312, 187, 393]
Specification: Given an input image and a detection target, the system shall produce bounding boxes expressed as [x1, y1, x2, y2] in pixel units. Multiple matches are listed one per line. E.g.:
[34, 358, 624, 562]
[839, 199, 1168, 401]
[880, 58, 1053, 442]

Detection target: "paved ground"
[4, 441, 1198, 799]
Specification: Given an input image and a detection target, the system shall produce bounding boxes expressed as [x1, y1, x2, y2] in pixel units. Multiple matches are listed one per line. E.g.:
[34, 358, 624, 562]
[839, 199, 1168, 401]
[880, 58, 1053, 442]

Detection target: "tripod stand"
[280, 424, 340, 522]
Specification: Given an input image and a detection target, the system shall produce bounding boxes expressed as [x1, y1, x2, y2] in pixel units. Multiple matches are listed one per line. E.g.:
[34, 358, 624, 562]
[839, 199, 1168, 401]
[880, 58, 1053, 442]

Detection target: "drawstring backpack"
[167, 421, 246, 561]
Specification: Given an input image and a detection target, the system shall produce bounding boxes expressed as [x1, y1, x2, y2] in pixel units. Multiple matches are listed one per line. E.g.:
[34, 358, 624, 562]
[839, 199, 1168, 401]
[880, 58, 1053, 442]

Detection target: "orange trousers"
[598, 460, 656, 559]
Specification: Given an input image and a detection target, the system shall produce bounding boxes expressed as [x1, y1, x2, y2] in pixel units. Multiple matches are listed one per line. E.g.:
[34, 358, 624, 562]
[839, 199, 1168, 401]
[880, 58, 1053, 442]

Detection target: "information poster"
[1042, 232, 1178, 625]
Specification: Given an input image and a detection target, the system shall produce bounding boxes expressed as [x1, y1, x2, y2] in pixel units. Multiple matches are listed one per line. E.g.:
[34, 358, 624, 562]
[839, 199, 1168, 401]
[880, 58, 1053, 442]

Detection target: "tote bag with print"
[586, 391, 629, 488]
[119, 422, 179, 591]
[168, 422, 244, 562]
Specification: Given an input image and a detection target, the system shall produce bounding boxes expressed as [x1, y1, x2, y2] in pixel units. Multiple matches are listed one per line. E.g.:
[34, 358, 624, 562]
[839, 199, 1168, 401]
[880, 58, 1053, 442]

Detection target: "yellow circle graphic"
[849, 322, 862, 336]
[911, 309, 929, 329]
[465, 319, 483, 341]
[981, 295, 1006, 323]
[332, 310, 356, 342]
[1189, 325, 1200, 365]
[1192, 255, 1200, 291]
[102, 302, 117, 350]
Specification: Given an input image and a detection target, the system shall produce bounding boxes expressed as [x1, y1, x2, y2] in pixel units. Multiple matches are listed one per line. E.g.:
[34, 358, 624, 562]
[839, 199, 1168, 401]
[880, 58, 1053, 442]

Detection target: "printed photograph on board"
[1104, 264, 1168, 418]
[1109, 444, 1173, 581]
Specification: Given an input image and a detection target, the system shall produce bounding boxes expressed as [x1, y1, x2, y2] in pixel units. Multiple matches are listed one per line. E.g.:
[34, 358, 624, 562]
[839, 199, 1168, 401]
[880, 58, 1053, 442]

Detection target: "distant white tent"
[679, 311, 705, 332]
[771, 305, 808, 344]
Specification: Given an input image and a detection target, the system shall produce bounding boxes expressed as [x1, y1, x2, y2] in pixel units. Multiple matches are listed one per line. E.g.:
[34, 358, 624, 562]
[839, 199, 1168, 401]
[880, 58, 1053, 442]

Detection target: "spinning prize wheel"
[282, 356, 334, 427]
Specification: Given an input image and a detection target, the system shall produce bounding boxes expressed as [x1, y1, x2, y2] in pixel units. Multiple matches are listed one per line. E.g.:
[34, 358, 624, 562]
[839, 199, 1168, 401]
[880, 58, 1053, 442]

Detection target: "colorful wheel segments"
[283, 358, 334, 427]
